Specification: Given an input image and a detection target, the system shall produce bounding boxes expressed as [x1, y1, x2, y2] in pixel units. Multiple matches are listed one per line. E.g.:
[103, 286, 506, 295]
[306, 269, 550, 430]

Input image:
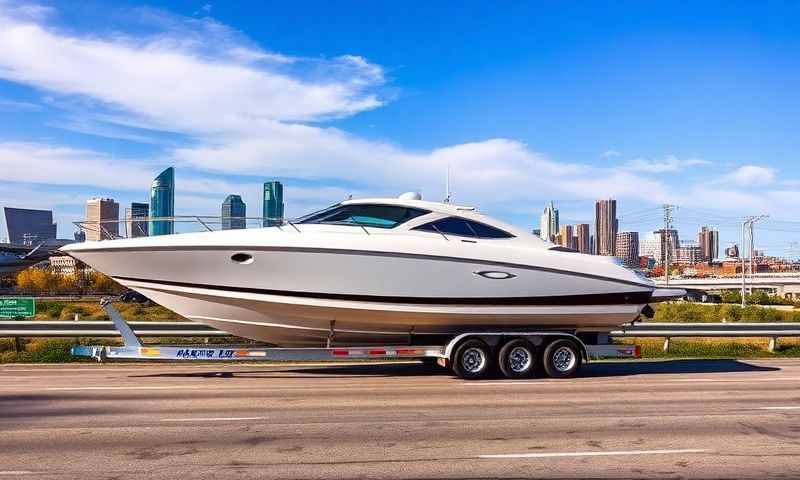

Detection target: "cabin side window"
[297, 204, 430, 229]
[413, 217, 514, 239]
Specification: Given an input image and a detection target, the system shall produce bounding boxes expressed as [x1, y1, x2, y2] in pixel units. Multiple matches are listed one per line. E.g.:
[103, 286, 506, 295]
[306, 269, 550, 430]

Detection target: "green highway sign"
[0, 297, 36, 318]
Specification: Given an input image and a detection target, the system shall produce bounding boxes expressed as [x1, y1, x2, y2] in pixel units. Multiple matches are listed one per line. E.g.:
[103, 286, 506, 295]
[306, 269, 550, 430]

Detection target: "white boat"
[61, 195, 673, 347]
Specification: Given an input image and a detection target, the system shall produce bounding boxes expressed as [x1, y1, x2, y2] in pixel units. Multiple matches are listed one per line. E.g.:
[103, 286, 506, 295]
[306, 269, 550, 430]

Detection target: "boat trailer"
[71, 298, 640, 379]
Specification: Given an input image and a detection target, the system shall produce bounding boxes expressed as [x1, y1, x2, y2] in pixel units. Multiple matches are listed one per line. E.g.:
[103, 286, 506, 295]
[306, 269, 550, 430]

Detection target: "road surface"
[2, 359, 800, 479]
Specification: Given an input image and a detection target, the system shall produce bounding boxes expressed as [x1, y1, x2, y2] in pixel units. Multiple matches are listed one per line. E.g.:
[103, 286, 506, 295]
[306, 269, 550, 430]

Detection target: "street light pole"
[741, 219, 747, 307]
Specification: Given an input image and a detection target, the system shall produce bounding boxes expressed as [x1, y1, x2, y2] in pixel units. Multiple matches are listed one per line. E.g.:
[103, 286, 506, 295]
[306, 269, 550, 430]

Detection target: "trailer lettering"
[176, 349, 215, 359]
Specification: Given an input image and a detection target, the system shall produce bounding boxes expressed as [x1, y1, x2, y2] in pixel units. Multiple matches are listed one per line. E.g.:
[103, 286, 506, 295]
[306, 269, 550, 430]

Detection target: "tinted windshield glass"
[413, 217, 514, 239]
[297, 204, 429, 229]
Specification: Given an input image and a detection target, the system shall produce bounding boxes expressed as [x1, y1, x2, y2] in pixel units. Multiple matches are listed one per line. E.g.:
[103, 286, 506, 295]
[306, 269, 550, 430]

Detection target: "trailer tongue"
[72, 298, 640, 379]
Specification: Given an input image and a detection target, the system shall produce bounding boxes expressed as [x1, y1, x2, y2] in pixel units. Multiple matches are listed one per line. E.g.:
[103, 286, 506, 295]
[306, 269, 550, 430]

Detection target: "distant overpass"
[655, 274, 800, 299]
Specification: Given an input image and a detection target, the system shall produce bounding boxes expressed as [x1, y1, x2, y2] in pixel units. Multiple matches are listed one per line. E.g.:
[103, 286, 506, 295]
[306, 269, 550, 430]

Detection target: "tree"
[720, 290, 741, 304]
[89, 272, 124, 294]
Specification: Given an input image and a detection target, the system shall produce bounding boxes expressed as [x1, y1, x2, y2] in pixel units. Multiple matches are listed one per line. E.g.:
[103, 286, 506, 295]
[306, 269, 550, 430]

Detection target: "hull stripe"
[71, 245, 655, 289]
[114, 276, 654, 306]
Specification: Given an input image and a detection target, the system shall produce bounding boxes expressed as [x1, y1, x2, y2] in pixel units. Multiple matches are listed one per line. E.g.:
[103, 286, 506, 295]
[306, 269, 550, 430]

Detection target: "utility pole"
[750, 215, 768, 296]
[741, 215, 769, 307]
[662, 204, 675, 287]
[741, 219, 747, 307]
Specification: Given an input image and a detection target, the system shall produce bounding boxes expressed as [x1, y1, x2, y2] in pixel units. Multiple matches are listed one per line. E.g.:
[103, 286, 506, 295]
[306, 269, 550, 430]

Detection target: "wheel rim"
[461, 347, 486, 374]
[507, 346, 532, 373]
[552, 346, 576, 372]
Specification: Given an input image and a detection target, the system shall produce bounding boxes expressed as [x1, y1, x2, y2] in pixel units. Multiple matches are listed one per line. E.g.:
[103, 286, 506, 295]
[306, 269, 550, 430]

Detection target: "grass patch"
[653, 302, 800, 323]
[618, 337, 800, 359]
[32, 300, 183, 321]
[0, 338, 88, 363]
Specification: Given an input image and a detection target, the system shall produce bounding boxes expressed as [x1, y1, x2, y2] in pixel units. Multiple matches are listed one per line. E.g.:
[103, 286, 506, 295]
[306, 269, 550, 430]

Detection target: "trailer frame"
[70, 298, 640, 379]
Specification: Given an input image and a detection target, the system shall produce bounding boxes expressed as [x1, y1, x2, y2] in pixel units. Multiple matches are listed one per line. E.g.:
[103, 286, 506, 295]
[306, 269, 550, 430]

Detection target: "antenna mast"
[444, 164, 452, 203]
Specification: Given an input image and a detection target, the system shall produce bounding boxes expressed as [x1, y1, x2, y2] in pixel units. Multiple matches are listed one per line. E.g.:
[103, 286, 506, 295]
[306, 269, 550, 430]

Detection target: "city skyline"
[0, 171, 780, 264]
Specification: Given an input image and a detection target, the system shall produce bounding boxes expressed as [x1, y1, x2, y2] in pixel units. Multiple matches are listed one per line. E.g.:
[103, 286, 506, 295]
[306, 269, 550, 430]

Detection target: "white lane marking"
[0, 472, 36, 476]
[474, 381, 551, 386]
[479, 448, 706, 459]
[1, 361, 418, 372]
[759, 406, 800, 410]
[160, 417, 267, 422]
[45, 385, 204, 391]
[667, 377, 800, 383]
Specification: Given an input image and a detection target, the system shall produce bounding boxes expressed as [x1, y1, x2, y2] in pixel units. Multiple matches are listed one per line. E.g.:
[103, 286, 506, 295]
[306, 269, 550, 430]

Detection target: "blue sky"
[1, 1, 799, 255]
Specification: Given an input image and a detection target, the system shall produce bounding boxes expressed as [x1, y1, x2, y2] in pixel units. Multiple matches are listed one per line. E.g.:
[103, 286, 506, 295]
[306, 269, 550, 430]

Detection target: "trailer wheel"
[542, 339, 581, 378]
[452, 339, 492, 380]
[498, 339, 536, 378]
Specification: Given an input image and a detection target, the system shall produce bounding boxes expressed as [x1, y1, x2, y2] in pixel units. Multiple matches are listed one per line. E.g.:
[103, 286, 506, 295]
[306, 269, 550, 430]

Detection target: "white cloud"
[0, 97, 42, 111]
[601, 150, 621, 158]
[622, 156, 710, 173]
[0, 4, 680, 213]
[717, 165, 776, 187]
[0, 9, 386, 130]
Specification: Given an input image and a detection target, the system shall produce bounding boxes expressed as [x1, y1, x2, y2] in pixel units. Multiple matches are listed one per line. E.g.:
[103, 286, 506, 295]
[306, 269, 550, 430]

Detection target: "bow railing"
[74, 215, 296, 240]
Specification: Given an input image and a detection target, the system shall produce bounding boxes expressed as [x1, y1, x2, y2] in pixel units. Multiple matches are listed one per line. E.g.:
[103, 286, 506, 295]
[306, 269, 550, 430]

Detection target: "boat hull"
[121, 277, 648, 346]
[64, 231, 655, 347]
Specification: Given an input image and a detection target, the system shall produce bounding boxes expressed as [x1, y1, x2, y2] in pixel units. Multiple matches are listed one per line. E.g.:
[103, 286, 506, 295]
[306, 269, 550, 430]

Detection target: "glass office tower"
[3, 207, 57, 245]
[150, 167, 175, 236]
[221, 194, 246, 230]
[262, 181, 284, 227]
[126, 202, 149, 237]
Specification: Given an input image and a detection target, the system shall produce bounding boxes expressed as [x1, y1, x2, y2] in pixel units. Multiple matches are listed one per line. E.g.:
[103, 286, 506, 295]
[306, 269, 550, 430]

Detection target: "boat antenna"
[444, 164, 452, 203]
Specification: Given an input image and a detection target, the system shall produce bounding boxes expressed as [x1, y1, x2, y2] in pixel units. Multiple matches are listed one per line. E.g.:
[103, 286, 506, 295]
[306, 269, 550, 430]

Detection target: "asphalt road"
[2, 359, 800, 479]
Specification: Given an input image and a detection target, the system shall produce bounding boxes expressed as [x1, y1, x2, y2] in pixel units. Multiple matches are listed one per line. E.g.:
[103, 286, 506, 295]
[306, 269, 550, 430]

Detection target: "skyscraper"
[574, 223, 590, 254]
[150, 167, 175, 236]
[125, 202, 149, 238]
[594, 199, 618, 256]
[85, 198, 119, 241]
[3, 207, 57, 245]
[222, 195, 247, 230]
[698, 226, 719, 263]
[539, 201, 559, 242]
[641, 229, 679, 266]
[615, 231, 640, 268]
[263, 181, 284, 227]
[558, 224, 576, 250]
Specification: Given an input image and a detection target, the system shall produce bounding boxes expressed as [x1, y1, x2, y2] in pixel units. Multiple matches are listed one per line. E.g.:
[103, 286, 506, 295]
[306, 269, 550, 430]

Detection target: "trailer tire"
[498, 339, 536, 378]
[542, 339, 581, 378]
[452, 339, 492, 380]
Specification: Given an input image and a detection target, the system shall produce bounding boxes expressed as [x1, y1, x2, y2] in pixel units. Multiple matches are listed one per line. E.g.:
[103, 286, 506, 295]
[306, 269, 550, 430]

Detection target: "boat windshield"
[297, 204, 430, 229]
[413, 216, 514, 239]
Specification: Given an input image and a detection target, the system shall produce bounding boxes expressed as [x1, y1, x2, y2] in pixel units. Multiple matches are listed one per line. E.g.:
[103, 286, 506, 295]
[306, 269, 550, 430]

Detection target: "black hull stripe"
[114, 276, 654, 306]
[75, 245, 654, 289]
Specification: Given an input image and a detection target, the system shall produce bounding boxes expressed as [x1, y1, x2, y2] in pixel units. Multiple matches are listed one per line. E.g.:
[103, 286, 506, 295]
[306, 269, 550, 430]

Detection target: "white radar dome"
[398, 191, 422, 201]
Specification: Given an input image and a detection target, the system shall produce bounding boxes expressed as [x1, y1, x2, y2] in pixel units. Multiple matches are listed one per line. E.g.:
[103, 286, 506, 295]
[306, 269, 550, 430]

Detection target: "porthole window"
[231, 253, 254, 264]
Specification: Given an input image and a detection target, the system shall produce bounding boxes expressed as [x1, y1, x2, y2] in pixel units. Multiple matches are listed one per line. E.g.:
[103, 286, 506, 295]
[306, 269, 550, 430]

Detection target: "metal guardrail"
[0, 321, 229, 337]
[611, 322, 800, 336]
[609, 322, 800, 352]
[3, 321, 799, 352]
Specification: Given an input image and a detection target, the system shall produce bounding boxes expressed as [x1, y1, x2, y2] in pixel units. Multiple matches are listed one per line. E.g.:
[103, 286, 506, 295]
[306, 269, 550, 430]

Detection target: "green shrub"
[636, 339, 764, 358]
[653, 302, 797, 323]
[36, 301, 66, 319]
[0, 339, 80, 363]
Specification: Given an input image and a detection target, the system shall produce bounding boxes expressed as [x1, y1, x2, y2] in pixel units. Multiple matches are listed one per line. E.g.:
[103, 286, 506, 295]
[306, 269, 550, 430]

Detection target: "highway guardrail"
[610, 322, 800, 352]
[0, 321, 229, 337]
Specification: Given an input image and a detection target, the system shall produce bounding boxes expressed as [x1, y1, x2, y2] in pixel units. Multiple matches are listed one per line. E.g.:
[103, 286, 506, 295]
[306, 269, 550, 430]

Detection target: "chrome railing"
[74, 216, 292, 240]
